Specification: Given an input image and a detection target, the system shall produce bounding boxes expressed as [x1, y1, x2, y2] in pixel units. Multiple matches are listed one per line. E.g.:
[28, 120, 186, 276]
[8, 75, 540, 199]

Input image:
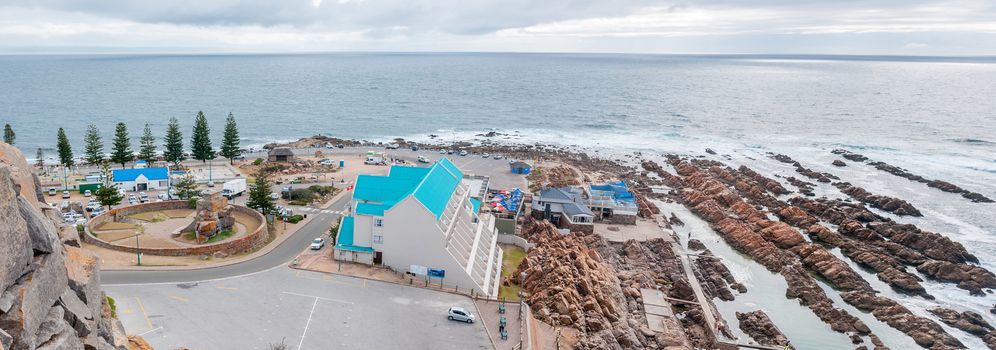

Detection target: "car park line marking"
[169, 295, 189, 302]
[297, 298, 319, 350]
[281, 291, 354, 305]
[137, 326, 162, 336]
[216, 286, 238, 291]
[136, 297, 154, 330]
[293, 270, 364, 288]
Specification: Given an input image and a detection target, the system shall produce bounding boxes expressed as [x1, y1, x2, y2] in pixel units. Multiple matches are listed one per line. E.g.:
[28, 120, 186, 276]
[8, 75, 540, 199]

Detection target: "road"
[100, 193, 353, 285]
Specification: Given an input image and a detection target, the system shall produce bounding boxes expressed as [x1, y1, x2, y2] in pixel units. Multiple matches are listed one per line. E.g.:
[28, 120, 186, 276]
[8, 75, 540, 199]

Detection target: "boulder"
[18, 197, 59, 254]
[0, 168, 33, 296]
[0, 251, 69, 349]
[736, 310, 792, 347]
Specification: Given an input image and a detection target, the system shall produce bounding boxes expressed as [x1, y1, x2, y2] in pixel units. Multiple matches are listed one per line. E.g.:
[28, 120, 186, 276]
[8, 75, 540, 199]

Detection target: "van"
[417, 156, 429, 163]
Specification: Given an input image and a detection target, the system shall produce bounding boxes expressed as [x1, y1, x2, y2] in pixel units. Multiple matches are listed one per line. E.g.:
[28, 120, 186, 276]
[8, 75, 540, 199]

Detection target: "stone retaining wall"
[83, 201, 269, 256]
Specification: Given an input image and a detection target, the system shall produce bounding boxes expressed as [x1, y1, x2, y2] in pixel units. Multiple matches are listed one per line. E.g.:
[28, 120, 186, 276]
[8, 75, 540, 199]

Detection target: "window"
[373, 235, 383, 244]
[374, 218, 383, 227]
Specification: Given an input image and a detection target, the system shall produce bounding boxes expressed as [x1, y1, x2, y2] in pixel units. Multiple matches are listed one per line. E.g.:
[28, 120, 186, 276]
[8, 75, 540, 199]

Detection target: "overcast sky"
[1, 0, 995, 55]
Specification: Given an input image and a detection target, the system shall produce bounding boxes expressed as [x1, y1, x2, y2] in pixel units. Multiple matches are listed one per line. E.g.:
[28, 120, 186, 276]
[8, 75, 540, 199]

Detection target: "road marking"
[297, 298, 319, 350]
[281, 291, 354, 305]
[293, 270, 363, 288]
[135, 297, 153, 330]
[216, 286, 238, 291]
[137, 326, 163, 336]
[169, 295, 189, 302]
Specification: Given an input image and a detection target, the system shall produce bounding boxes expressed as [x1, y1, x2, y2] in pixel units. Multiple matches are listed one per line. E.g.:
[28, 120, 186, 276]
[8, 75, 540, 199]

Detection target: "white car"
[92, 206, 106, 216]
[417, 155, 429, 163]
[83, 190, 92, 197]
[62, 191, 71, 199]
[481, 153, 490, 158]
[459, 150, 468, 156]
[139, 192, 149, 202]
[310, 238, 325, 250]
[270, 193, 279, 200]
[447, 307, 475, 323]
[439, 149, 447, 155]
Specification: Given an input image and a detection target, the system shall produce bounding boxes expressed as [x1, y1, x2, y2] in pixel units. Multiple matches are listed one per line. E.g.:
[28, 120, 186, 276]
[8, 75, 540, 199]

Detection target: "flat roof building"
[112, 167, 170, 192]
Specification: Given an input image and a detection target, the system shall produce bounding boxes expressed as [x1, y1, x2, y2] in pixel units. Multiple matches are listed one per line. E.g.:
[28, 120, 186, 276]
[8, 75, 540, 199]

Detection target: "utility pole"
[136, 233, 142, 266]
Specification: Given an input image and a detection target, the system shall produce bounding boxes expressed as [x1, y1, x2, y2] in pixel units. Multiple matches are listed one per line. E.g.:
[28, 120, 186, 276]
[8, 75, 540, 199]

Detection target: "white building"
[111, 167, 170, 191]
[334, 158, 504, 298]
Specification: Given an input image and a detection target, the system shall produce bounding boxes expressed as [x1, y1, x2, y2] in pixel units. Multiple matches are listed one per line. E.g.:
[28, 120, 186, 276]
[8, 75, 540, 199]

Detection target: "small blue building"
[509, 161, 531, 174]
[112, 167, 170, 191]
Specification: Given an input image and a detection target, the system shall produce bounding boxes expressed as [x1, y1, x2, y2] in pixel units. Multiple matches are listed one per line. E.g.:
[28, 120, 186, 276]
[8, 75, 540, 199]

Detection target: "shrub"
[106, 296, 117, 318]
[253, 158, 263, 165]
[286, 214, 304, 224]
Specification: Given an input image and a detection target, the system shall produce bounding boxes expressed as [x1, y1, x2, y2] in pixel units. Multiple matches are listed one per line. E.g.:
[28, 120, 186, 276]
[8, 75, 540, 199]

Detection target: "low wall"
[83, 201, 270, 256]
[497, 233, 534, 251]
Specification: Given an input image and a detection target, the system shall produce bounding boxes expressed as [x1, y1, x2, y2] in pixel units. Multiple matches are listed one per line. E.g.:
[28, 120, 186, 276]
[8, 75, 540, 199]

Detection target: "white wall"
[380, 197, 486, 295]
[352, 214, 374, 247]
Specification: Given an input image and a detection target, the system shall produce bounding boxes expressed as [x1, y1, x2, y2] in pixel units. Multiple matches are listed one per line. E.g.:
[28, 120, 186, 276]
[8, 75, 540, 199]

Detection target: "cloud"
[0, 0, 994, 54]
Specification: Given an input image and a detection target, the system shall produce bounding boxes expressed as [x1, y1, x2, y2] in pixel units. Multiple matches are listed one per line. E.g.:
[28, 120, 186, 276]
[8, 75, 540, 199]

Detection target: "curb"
[100, 190, 352, 272]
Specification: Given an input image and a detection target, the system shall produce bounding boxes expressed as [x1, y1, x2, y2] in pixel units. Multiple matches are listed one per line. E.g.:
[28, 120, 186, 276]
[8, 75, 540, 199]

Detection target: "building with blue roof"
[112, 167, 170, 191]
[334, 158, 504, 298]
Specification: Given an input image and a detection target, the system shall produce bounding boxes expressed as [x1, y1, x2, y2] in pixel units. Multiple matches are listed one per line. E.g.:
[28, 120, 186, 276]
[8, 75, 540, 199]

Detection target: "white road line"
[137, 326, 162, 336]
[297, 298, 319, 350]
[281, 291, 355, 305]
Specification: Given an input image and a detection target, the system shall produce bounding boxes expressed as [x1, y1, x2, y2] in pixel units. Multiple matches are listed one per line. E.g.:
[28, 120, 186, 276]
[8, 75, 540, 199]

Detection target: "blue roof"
[350, 158, 464, 219]
[470, 198, 481, 213]
[335, 216, 373, 253]
[112, 167, 169, 182]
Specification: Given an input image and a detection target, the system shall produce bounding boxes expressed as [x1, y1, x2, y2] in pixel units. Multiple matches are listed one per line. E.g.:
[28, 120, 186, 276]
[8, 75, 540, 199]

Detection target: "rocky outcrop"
[832, 160, 847, 167]
[691, 248, 744, 301]
[515, 220, 694, 349]
[0, 145, 138, 350]
[834, 182, 922, 216]
[916, 260, 996, 296]
[841, 291, 964, 349]
[736, 310, 792, 348]
[929, 308, 996, 349]
[782, 264, 870, 334]
[830, 148, 992, 203]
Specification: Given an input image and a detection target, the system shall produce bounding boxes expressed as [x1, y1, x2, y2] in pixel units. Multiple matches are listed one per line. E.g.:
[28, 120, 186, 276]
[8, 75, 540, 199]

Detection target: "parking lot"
[106, 267, 492, 350]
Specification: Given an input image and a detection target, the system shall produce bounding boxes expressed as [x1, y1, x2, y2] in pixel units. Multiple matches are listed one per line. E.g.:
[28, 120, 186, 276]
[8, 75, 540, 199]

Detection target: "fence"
[497, 233, 534, 251]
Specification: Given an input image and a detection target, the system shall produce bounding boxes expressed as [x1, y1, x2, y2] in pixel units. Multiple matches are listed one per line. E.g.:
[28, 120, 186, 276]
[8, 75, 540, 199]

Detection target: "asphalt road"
[100, 193, 353, 285]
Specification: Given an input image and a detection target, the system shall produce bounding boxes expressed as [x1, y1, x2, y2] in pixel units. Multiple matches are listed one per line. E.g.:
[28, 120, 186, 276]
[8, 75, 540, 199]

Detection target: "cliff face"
[0, 143, 131, 350]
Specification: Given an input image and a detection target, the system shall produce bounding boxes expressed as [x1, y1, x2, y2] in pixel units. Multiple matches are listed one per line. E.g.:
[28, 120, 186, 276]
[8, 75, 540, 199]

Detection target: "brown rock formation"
[841, 291, 964, 349]
[833, 160, 847, 167]
[929, 308, 996, 349]
[0, 146, 139, 350]
[736, 310, 793, 348]
[834, 182, 922, 216]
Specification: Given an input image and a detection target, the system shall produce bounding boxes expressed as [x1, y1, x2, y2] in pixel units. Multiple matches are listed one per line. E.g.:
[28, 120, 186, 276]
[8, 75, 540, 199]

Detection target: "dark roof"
[538, 187, 593, 217]
[510, 161, 531, 168]
[562, 202, 593, 217]
[269, 148, 294, 156]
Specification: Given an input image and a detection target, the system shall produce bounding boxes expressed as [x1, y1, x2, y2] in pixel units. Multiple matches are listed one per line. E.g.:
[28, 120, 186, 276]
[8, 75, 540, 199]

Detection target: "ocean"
[1, 52, 995, 348]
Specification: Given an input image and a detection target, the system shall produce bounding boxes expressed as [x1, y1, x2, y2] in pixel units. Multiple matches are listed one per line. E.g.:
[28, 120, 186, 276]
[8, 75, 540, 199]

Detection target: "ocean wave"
[949, 138, 995, 146]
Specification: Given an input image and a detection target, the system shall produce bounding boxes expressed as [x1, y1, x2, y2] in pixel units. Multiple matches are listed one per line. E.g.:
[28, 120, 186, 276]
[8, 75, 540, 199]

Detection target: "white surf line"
[297, 298, 319, 350]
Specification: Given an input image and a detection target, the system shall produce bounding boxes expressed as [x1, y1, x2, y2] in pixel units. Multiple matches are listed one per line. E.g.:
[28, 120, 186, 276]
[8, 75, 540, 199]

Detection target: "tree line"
[44, 111, 242, 169]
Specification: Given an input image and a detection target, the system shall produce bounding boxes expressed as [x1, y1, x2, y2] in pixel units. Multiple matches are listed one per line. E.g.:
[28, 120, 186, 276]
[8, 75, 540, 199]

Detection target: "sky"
[1, 0, 995, 55]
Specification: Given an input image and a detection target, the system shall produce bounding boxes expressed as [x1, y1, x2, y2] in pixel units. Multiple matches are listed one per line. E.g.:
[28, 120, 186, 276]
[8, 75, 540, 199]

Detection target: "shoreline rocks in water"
[831, 149, 993, 203]
[736, 310, 793, 348]
[834, 182, 922, 216]
[928, 308, 996, 349]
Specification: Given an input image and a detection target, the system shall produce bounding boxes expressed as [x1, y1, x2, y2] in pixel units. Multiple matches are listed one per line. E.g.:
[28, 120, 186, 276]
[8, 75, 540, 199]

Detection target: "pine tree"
[246, 173, 276, 215]
[220, 112, 241, 164]
[190, 111, 214, 162]
[110, 122, 133, 168]
[3, 124, 14, 144]
[93, 161, 122, 210]
[163, 117, 185, 166]
[139, 123, 157, 163]
[83, 124, 104, 165]
[56, 128, 74, 167]
[173, 175, 200, 200]
[35, 148, 44, 168]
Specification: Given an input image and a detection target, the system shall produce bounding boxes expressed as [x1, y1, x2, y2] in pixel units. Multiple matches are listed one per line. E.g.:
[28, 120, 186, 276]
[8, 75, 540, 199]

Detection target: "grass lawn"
[497, 244, 528, 301]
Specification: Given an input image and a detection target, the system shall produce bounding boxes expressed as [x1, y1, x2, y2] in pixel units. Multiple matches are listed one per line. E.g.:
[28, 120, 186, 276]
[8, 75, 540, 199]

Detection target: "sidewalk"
[97, 189, 351, 271]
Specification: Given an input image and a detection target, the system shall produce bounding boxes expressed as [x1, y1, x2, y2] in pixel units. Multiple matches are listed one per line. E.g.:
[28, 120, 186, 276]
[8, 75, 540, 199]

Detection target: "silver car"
[447, 307, 475, 323]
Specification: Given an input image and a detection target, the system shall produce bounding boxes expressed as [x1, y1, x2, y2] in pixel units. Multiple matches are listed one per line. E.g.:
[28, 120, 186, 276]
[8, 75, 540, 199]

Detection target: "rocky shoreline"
[831, 149, 994, 203]
[268, 134, 994, 349]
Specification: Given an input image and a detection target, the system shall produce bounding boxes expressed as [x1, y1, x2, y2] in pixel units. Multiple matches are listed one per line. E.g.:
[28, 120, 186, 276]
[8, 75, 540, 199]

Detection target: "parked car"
[270, 192, 279, 200]
[481, 153, 490, 158]
[337, 144, 344, 149]
[492, 154, 504, 160]
[83, 190, 92, 197]
[386, 143, 400, 149]
[439, 149, 447, 155]
[91, 206, 106, 216]
[60, 200, 70, 210]
[459, 150, 468, 156]
[417, 155, 429, 163]
[410, 145, 419, 151]
[128, 194, 137, 204]
[139, 192, 149, 202]
[447, 307, 475, 323]
[63, 211, 82, 223]
[446, 149, 454, 155]
[319, 159, 335, 166]
[310, 238, 325, 250]
[207, 181, 215, 187]
[48, 188, 57, 196]
[158, 193, 169, 200]
[62, 190, 70, 199]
